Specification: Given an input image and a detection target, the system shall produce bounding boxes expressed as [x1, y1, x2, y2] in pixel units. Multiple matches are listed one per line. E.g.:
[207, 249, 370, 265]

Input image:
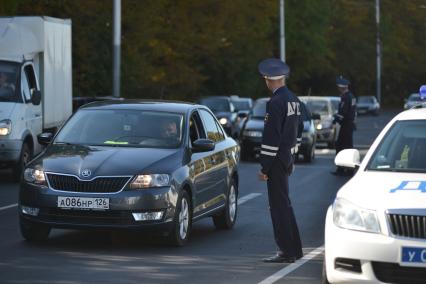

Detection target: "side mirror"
[192, 139, 215, 153]
[335, 149, 360, 168]
[31, 90, 42, 105]
[237, 111, 248, 119]
[37, 132, 53, 146]
[311, 112, 321, 120]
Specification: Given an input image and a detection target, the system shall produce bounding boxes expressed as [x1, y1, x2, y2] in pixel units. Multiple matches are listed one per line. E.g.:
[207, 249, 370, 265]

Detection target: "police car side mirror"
[335, 149, 360, 168]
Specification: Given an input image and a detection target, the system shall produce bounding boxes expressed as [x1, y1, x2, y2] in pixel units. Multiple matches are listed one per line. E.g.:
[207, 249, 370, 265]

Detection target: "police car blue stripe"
[260, 150, 277, 157]
[261, 144, 279, 151]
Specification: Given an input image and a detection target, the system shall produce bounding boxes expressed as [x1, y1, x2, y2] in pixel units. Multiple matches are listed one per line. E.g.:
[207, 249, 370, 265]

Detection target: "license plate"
[401, 247, 426, 264]
[57, 197, 109, 210]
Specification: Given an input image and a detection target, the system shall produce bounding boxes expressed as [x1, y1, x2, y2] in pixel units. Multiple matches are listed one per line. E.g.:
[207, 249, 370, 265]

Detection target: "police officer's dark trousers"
[336, 122, 354, 154]
[266, 159, 303, 257]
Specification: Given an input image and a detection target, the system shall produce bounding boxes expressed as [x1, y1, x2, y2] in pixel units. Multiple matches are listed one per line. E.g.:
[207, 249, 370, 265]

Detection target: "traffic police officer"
[332, 76, 357, 175]
[257, 58, 303, 263]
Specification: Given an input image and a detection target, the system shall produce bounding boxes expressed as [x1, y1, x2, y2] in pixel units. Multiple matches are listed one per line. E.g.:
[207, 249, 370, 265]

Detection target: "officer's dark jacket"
[334, 91, 356, 124]
[260, 86, 303, 174]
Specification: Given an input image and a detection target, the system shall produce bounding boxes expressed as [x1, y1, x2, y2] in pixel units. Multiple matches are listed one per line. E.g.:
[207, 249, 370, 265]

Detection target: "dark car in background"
[239, 98, 316, 162]
[230, 96, 253, 135]
[19, 101, 240, 246]
[299, 96, 340, 149]
[356, 95, 380, 115]
[198, 96, 238, 137]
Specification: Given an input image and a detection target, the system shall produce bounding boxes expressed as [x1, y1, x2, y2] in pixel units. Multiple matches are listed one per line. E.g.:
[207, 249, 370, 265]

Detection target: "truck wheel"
[213, 179, 238, 229]
[168, 191, 192, 246]
[13, 143, 32, 181]
[20, 216, 51, 242]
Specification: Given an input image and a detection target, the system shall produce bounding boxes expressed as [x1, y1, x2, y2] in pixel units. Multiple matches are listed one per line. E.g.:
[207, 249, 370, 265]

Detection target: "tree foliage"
[1, 0, 425, 106]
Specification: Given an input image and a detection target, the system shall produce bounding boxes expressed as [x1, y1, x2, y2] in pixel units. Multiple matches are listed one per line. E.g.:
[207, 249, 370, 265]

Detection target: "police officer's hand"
[258, 171, 268, 181]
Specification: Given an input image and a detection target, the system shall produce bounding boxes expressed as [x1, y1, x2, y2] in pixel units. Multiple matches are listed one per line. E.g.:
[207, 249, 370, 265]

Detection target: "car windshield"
[304, 100, 330, 115]
[232, 100, 251, 111]
[408, 94, 422, 102]
[252, 100, 267, 118]
[0, 61, 20, 103]
[55, 109, 184, 148]
[200, 98, 230, 112]
[358, 96, 374, 103]
[368, 120, 426, 173]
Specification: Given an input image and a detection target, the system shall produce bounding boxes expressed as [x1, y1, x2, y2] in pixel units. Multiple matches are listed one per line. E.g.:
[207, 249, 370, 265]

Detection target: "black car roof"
[80, 99, 201, 114]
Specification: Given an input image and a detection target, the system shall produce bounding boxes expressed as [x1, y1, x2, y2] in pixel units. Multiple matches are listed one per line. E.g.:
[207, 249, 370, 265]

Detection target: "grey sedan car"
[19, 101, 240, 246]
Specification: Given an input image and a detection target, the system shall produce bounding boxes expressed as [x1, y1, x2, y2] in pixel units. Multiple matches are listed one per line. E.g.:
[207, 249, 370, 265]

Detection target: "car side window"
[199, 109, 223, 143]
[214, 120, 225, 141]
[189, 111, 205, 146]
[21, 64, 38, 103]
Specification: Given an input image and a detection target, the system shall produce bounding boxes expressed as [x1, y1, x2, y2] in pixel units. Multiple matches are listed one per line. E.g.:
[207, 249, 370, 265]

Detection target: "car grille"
[372, 262, 426, 284]
[40, 208, 135, 225]
[387, 213, 426, 239]
[46, 173, 131, 193]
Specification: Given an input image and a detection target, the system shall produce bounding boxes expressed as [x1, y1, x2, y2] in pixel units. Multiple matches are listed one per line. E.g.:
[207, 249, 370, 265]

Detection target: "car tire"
[20, 216, 51, 242]
[13, 143, 32, 181]
[213, 179, 238, 230]
[304, 145, 315, 163]
[168, 191, 192, 247]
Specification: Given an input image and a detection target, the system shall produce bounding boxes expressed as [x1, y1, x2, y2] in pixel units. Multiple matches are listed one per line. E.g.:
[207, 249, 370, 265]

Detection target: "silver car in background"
[299, 96, 340, 149]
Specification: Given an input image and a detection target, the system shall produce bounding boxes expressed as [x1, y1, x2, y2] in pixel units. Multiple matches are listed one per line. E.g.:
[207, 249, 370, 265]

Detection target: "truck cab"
[0, 17, 72, 179]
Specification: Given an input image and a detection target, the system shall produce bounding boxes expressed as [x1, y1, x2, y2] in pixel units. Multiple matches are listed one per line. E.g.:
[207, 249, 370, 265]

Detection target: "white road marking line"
[258, 245, 325, 284]
[0, 203, 18, 211]
[238, 193, 262, 205]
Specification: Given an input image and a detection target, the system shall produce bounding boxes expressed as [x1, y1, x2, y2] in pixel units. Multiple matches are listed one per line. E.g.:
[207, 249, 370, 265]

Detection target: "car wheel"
[304, 144, 315, 163]
[169, 191, 192, 246]
[322, 259, 331, 284]
[213, 179, 238, 229]
[13, 143, 32, 181]
[20, 216, 51, 242]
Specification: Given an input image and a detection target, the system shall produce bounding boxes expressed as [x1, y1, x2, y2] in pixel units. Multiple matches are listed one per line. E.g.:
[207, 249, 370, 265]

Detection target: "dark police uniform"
[258, 58, 303, 262]
[334, 77, 356, 154]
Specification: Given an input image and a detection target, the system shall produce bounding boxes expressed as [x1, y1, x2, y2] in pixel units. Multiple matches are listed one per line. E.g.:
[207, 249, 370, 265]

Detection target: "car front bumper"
[19, 182, 178, 233]
[0, 139, 22, 166]
[325, 206, 426, 283]
[316, 128, 335, 144]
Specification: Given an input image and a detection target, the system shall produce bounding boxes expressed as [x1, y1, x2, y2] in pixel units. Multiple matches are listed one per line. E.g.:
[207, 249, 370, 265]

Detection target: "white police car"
[324, 108, 426, 283]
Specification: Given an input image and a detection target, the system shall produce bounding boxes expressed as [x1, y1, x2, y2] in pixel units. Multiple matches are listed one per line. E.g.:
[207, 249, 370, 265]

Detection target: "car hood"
[244, 118, 264, 130]
[337, 171, 426, 211]
[0, 102, 16, 120]
[31, 144, 182, 177]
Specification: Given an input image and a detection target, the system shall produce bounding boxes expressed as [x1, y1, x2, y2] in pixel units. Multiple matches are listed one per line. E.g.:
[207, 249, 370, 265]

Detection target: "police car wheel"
[19, 216, 51, 242]
[168, 191, 192, 246]
[213, 179, 238, 230]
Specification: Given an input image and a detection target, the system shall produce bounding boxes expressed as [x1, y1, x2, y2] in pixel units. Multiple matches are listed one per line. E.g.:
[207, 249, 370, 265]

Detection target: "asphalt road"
[0, 111, 397, 284]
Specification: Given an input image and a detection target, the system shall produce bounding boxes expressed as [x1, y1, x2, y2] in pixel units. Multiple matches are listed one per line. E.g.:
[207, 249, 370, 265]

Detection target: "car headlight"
[219, 118, 228, 125]
[333, 198, 381, 234]
[23, 168, 47, 185]
[243, 130, 262, 137]
[0, 119, 12, 136]
[130, 174, 170, 189]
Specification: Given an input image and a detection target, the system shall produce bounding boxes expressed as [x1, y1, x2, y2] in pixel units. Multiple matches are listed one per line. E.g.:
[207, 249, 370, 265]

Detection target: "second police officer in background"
[331, 76, 357, 175]
[257, 58, 304, 263]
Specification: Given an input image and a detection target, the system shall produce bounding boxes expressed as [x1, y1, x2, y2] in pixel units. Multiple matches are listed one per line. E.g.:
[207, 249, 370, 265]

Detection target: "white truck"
[0, 16, 72, 179]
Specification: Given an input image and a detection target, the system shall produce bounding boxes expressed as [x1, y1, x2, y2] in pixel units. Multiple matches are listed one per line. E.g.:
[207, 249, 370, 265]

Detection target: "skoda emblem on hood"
[81, 169, 92, 178]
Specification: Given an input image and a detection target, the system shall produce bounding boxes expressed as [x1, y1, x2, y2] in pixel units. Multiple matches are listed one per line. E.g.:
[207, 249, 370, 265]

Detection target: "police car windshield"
[368, 120, 426, 173]
[252, 100, 267, 118]
[55, 109, 183, 149]
[0, 61, 20, 103]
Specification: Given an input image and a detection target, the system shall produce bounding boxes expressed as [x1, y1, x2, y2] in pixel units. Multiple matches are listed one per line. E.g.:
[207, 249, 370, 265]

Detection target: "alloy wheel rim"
[179, 198, 189, 239]
[228, 185, 236, 222]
